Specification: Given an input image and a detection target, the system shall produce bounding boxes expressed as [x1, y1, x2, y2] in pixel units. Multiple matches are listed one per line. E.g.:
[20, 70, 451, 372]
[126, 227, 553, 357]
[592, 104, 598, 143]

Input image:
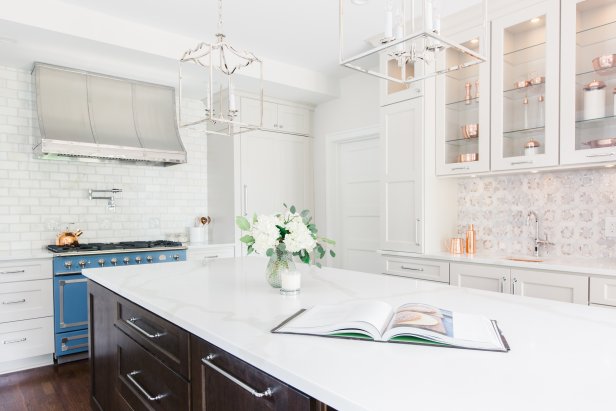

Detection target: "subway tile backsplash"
[457, 168, 616, 258]
[0, 66, 207, 253]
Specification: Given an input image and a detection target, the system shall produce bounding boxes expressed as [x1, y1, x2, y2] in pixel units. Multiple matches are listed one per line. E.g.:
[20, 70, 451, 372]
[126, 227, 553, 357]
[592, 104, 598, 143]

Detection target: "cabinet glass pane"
[574, 0, 616, 152]
[502, 16, 547, 159]
[443, 39, 481, 165]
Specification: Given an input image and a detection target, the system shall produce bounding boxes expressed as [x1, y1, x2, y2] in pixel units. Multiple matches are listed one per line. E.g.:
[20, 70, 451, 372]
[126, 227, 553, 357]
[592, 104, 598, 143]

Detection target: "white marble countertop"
[83, 257, 616, 411]
[0, 248, 52, 262]
[380, 250, 616, 278]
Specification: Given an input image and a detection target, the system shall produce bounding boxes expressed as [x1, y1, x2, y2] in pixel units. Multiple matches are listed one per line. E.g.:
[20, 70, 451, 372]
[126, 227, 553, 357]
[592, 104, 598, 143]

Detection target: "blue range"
[48, 240, 187, 363]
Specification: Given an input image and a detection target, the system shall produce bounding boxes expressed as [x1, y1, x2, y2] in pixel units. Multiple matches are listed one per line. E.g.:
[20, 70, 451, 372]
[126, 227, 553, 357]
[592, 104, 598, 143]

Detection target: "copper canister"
[466, 224, 476, 255]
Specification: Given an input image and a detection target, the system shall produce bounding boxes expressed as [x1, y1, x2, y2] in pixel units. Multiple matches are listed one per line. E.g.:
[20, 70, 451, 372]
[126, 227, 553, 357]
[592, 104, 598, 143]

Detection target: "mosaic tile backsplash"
[457, 168, 616, 258]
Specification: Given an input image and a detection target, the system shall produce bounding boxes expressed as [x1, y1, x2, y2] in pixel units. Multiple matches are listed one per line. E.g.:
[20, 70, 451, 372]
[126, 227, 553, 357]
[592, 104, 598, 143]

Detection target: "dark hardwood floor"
[0, 360, 93, 411]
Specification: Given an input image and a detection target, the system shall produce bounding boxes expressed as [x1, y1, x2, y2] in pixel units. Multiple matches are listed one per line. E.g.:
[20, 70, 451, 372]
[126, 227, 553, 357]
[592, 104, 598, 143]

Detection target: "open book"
[272, 301, 509, 352]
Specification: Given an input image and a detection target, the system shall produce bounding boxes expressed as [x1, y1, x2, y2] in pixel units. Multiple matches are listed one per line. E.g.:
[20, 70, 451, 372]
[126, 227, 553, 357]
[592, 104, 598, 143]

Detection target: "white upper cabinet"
[436, 26, 490, 176]
[380, 98, 423, 253]
[240, 97, 311, 136]
[560, 0, 616, 165]
[491, 0, 560, 171]
[380, 57, 424, 106]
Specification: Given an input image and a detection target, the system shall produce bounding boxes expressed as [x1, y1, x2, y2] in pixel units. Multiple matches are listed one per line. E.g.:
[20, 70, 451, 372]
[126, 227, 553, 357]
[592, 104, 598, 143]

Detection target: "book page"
[383, 303, 454, 341]
[277, 300, 394, 340]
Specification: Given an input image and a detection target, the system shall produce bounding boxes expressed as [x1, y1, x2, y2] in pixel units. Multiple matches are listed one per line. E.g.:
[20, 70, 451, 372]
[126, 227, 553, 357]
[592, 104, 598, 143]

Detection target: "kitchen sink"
[504, 256, 544, 263]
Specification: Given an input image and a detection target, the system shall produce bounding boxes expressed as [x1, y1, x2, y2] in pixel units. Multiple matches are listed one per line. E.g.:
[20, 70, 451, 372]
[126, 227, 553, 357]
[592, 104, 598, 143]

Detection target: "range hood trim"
[33, 63, 187, 166]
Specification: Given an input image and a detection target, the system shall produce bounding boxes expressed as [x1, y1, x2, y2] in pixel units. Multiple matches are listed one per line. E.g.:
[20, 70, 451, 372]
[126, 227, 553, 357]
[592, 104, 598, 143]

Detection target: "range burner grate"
[47, 240, 183, 254]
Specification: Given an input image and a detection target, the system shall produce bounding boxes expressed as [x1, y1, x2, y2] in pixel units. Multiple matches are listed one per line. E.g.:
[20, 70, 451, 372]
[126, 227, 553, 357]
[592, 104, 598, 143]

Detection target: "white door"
[380, 98, 423, 253]
[336, 137, 380, 273]
[240, 131, 312, 217]
[511, 269, 589, 305]
[450, 263, 511, 294]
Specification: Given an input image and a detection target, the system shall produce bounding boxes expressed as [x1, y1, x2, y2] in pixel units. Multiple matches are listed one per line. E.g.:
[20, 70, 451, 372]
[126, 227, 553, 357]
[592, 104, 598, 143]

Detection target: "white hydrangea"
[250, 214, 282, 255]
[283, 214, 316, 253]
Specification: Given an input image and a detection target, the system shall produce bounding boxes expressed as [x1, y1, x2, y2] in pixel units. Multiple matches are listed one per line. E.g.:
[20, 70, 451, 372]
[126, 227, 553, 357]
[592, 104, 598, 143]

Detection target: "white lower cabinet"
[450, 263, 510, 294]
[187, 245, 235, 262]
[0, 258, 54, 374]
[451, 263, 589, 305]
[589, 277, 616, 308]
[511, 269, 589, 305]
[382, 256, 449, 283]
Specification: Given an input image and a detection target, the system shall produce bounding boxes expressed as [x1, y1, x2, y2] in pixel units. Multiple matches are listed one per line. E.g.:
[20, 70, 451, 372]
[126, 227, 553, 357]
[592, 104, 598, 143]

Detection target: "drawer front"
[0, 259, 52, 283]
[116, 330, 189, 411]
[0, 279, 53, 323]
[590, 277, 616, 307]
[115, 296, 190, 379]
[192, 336, 312, 411]
[55, 329, 88, 356]
[188, 246, 235, 262]
[383, 256, 450, 283]
[0, 316, 54, 362]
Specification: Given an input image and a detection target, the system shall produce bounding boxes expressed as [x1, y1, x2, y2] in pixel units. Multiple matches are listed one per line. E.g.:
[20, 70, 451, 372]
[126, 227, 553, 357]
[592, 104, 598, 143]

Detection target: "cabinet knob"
[123, 257, 130, 264]
[146, 256, 153, 263]
[135, 256, 142, 264]
[98, 259, 105, 267]
[173, 254, 180, 261]
[64, 261, 72, 269]
[79, 260, 86, 268]
[110, 258, 118, 266]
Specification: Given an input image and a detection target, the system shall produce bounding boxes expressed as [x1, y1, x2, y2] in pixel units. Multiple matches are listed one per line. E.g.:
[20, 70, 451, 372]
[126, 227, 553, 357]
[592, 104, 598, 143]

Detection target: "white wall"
[313, 72, 380, 233]
[0, 65, 208, 252]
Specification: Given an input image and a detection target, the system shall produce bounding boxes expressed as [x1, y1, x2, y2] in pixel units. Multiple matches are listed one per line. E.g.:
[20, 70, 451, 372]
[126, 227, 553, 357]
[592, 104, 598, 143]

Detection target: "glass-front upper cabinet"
[436, 26, 490, 175]
[491, 0, 560, 171]
[561, 0, 616, 165]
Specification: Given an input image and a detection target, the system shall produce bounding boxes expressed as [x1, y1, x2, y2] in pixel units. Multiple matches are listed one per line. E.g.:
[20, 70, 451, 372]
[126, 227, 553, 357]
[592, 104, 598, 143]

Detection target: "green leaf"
[300, 209, 310, 218]
[247, 245, 254, 255]
[266, 248, 274, 257]
[235, 216, 251, 231]
[300, 251, 310, 264]
[307, 224, 318, 233]
[320, 237, 336, 245]
[316, 244, 325, 259]
[330, 250, 336, 258]
[277, 243, 286, 252]
[240, 235, 254, 244]
[315, 262, 322, 269]
[252, 213, 258, 224]
[283, 203, 288, 209]
[290, 205, 296, 214]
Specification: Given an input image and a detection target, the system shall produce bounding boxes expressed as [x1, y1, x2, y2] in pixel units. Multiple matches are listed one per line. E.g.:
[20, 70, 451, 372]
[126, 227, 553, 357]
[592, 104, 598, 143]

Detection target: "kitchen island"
[84, 257, 616, 411]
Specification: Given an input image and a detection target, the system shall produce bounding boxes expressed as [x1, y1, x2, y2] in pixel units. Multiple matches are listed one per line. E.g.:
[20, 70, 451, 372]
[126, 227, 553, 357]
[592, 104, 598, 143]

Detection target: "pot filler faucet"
[527, 211, 555, 257]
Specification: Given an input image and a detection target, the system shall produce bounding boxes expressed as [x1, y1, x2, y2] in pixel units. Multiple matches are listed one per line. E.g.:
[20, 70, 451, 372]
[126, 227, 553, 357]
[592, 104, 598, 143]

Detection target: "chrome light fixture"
[178, 0, 264, 136]
[339, 0, 487, 84]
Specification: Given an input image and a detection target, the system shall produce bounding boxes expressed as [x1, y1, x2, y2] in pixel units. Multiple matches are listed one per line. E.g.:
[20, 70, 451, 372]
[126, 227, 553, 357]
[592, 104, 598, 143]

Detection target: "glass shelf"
[576, 113, 616, 129]
[575, 67, 616, 86]
[503, 42, 546, 65]
[577, 20, 616, 47]
[503, 125, 545, 139]
[445, 136, 479, 146]
[503, 81, 545, 99]
[445, 97, 480, 110]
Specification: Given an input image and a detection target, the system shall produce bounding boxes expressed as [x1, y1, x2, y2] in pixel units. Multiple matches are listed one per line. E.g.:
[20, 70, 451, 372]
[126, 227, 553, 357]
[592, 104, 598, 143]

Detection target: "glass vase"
[265, 251, 295, 288]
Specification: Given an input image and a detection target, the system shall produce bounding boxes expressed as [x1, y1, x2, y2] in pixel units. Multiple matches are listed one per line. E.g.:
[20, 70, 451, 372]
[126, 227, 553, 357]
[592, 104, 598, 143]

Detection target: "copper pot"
[56, 229, 83, 247]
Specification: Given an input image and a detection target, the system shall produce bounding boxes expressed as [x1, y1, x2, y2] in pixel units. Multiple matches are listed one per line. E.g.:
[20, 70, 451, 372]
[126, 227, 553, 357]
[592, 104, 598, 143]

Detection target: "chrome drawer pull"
[61, 333, 88, 351]
[125, 317, 166, 339]
[400, 266, 424, 272]
[510, 160, 533, 166]
[2, 299, 26, 305]
[586, 152, 614, 158]
[4, 337, 27, 344]
[203, 255, 219, 259]
[202, 354, 273, 398]
[0, 269, 25, 275]
[126, 370, 168, 401]
[451, 166, 470, 171]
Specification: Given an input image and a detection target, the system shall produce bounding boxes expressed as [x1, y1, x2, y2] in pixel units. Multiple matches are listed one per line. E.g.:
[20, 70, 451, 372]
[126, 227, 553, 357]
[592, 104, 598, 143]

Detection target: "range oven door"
[53, 273, 88, 333]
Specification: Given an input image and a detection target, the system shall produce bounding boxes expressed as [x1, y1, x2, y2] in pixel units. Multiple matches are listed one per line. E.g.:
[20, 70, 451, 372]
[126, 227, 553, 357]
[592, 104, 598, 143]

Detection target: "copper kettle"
[56, 229, 83, 247]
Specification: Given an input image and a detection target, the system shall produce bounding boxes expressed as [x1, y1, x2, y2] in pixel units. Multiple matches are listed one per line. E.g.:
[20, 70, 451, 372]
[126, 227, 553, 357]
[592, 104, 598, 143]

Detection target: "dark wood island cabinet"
[88, 281, 332, 411]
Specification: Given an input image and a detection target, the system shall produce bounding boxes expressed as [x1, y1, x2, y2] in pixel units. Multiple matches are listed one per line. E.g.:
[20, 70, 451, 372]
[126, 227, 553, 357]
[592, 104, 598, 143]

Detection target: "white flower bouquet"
[236, 204, 335, 287]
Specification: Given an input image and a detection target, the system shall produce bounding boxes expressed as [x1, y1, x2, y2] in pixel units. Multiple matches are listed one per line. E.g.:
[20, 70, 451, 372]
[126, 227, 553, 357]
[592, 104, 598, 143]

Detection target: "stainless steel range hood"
[32, 63, 187, 166]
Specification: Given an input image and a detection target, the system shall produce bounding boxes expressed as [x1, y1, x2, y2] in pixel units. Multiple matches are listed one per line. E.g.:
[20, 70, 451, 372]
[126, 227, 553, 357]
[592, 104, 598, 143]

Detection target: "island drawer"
[382, 256, 450, 283]
[590, 277, 616, 307]
[114, 295, 190, 380]
[0, 279, 53, 323]
[191, 336, 314, 411]
[0, 259, 52, 283]
[115, 329, 189, 411]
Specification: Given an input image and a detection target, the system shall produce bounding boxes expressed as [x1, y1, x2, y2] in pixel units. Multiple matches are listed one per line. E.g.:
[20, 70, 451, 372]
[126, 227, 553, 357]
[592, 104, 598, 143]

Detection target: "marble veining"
[458, 168, 616, 258]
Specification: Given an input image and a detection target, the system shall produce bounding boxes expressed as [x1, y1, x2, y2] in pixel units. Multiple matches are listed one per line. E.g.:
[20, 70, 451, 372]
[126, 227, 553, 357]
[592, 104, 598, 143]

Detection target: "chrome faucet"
[527, 211, 554, 257]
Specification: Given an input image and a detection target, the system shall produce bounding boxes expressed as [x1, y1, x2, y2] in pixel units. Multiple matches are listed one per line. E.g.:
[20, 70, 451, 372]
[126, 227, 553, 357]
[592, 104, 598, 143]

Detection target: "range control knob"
[146, 256, 153, 263]
[79, 260, 86, 268]
[98, 259, 105, 267]
[123, 257, 130, 265]
[173, 254, 180, 261]
[64, 261, 73, 269]
[135, 256, 142, 264]
[110, 258, 118, 266]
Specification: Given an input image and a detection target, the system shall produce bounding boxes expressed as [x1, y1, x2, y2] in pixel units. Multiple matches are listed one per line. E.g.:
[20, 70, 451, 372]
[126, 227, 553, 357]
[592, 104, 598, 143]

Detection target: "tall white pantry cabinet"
[206, 94, 314, 254]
